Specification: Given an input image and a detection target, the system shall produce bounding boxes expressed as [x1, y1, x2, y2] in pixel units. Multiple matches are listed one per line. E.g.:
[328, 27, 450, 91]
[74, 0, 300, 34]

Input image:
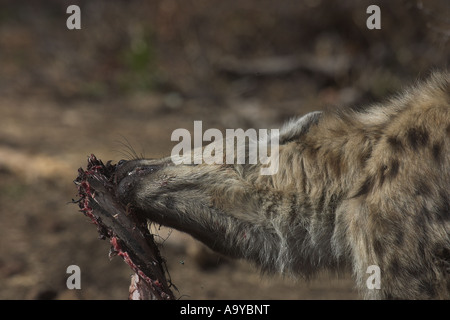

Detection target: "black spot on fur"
[387, 136, 404, 152]
[266, 202, 277, 216]
[329, 151, 343, 177]
[394, 228, 404, 246]
[384, 293, 395, 300]
[432, 142, 442, 163]
[415, 179, 432, 197]
[436, 190, 450, 222]
[378, 159, 399, 186]
[373, 238, 385, 259]
[389, 258, 401, 278]
[288, 193, 300, 224]
[418, 280, 437, 298]
[300, 158, 307, 195]
[352, 175, 375, 198]
[389, 159, 400, 179]
[379, 164, 388, 186]
[359, 145, 373, 168]
[436, 247, 450, 273]
[417, 241, 426, 258]
[404, 263, 423, 280]
[316, 189, 327, 213]
[407, 127, 429, 150]
[329, 193, 342, 213]
[285, 151, 294, 165]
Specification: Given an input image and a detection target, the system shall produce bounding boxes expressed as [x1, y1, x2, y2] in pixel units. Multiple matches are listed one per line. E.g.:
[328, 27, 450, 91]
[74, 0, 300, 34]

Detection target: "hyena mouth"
[73, 154, 175, 300]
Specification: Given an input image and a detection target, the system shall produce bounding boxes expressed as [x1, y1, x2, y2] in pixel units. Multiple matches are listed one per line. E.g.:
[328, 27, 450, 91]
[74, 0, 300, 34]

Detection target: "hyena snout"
[114, 159, 165, 205]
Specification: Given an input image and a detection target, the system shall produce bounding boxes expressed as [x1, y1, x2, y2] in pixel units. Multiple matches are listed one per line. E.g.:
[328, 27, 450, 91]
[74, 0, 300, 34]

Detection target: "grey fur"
[116, 71, 449, 299]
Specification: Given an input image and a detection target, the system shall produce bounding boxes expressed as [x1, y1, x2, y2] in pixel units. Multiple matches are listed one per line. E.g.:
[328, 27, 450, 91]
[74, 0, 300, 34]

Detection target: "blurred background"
[0, 0, 448, 299]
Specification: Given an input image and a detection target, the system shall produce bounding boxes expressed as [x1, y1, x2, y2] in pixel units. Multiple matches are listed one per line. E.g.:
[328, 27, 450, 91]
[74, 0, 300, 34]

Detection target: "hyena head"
[115, 71, 450, 299]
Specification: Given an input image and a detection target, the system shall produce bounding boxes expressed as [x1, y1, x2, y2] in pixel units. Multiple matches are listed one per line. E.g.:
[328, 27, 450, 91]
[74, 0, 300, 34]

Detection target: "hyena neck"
[246, 114, 379, 275]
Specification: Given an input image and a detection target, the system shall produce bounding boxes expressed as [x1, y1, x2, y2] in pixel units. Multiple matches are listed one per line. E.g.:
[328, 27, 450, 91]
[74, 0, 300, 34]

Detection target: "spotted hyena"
[115, 71, 449, 299]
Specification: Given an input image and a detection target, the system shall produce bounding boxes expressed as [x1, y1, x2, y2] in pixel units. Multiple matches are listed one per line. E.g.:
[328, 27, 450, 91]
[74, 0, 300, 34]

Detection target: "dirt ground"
[0, 0, 448, 300]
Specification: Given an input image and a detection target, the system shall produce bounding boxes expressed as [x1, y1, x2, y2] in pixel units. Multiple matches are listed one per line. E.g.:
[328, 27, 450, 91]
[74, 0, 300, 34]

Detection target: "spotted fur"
[116, 71, 449, 299]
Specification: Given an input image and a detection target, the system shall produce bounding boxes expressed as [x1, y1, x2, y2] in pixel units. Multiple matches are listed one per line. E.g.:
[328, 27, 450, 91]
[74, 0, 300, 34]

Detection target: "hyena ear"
[278, 111, 322, 144]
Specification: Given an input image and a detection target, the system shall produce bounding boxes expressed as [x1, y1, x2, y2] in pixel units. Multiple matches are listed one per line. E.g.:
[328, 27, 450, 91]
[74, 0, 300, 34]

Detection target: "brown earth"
[0, 0, 447, 300]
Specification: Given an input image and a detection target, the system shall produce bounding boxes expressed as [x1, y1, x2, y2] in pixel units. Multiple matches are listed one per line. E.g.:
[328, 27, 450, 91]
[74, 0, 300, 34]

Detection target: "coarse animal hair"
[115, 71, 449, 299]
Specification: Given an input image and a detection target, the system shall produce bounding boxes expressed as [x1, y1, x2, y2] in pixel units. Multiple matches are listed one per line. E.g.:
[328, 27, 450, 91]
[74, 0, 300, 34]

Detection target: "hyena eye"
[126, 165, 161, 177]
[134, 166, 159, 176]
[117, 159, 127, 167]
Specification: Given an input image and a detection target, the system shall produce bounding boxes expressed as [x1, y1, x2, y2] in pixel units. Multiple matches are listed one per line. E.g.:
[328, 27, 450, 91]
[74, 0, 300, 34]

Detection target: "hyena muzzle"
[115, 71, 449, 299]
